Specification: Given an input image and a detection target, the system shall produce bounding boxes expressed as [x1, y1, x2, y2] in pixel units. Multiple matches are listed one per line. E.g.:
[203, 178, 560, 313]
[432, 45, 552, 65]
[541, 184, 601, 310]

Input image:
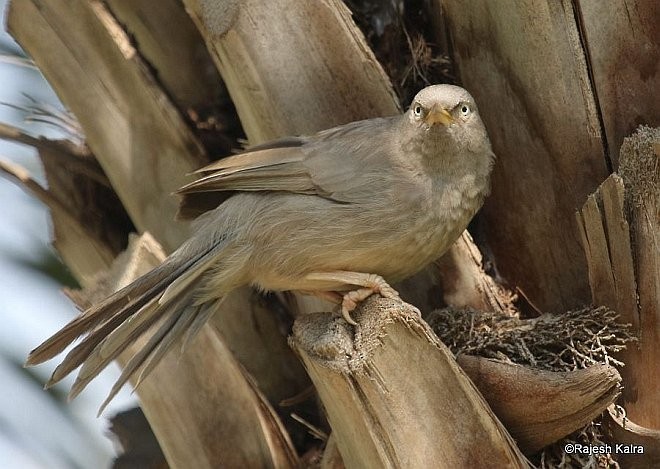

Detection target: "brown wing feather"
[193, 137, 306, 174]
[179, 164, 319, 194]
[176, 144, 320, 219]
[176, 115, 401, 218]
[178, 145, 315, 195]
[188, 145, 307, 176]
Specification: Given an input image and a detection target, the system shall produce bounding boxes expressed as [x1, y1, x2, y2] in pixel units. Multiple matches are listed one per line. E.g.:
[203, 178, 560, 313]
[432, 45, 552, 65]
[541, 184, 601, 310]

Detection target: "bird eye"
[413, 104, 423, 117]
[460, 104, 471, 116]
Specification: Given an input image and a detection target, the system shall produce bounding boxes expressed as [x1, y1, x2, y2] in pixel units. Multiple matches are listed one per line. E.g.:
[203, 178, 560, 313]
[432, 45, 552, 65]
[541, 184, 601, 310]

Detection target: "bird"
[26, 84, 495, 411]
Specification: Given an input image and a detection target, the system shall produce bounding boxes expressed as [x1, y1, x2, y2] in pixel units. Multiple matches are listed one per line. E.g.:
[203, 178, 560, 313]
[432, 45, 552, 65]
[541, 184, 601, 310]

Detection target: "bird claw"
[340, 287, 373, 325]
[339, 276, 402, 325]
[340, 304, 359, 326]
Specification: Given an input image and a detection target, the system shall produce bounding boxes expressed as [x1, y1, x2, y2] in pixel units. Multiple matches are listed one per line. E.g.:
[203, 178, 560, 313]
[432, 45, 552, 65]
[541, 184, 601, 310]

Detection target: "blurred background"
[0, 1, 136, 467]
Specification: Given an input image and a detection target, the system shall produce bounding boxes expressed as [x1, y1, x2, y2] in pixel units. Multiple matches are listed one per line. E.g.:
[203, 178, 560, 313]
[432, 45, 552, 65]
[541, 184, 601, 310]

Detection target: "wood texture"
[605, 405, 660, 468]
[210, 287, 311, 406]
[576, 175, 638, 326]
[320, 435, 345, 469]
[182, 0, 401, 143]
[291, 297, 529, 468]
[576, 0, 660, 167]
[8, 0, 205, 252]
[104, 0, 226, 115]
[439, 0, 609, 312]
[577, 133, 659, 430]
[434, 231, 515, 314]
[458, 356, 621, 453]
[0, 157, 118, 279]
[618, 128, 659, 429]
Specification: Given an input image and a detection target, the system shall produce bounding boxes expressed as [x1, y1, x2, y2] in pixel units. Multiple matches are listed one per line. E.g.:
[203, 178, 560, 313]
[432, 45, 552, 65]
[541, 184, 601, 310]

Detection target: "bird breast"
[382, 174, 486, 281]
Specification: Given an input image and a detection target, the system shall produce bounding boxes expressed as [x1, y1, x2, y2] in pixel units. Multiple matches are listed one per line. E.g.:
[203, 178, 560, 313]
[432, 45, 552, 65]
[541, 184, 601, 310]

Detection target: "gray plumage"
[27, 85, 495, 411]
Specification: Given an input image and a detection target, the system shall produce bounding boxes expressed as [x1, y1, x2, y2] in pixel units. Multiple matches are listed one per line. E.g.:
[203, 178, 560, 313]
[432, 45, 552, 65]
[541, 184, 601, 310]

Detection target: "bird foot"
[340, 274, 400, 325]
[300, 272, 402, 325]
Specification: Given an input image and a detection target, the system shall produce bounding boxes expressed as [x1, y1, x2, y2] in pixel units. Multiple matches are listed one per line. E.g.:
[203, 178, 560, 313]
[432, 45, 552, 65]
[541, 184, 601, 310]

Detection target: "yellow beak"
[425, 105, 453, 126]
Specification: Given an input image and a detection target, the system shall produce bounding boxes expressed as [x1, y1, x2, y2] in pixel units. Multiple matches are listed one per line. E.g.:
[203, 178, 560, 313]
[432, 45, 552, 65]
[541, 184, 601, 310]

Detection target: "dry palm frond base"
[428, 306, 636, 468]
[345, 0, 454, 105]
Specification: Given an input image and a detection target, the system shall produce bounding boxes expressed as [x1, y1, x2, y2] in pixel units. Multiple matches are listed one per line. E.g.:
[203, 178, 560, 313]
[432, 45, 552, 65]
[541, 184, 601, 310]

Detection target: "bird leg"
[298, 271, 401, 325]
[299, 290, 344, 305]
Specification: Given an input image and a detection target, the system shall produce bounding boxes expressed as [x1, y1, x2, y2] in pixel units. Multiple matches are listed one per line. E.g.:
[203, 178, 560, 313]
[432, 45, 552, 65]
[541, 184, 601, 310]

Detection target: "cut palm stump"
[290, 296, 529, 469]
[577, 126, 659, 466]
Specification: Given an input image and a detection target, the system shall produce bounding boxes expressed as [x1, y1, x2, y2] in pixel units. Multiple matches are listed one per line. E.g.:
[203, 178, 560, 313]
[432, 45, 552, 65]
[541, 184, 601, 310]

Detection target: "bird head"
[408, 84, 481, 133]
[407, 84, 494, 176]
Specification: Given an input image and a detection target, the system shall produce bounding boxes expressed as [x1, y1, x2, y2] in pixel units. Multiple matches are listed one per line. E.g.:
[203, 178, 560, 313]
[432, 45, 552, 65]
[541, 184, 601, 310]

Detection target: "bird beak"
[425, 105, 453, 126]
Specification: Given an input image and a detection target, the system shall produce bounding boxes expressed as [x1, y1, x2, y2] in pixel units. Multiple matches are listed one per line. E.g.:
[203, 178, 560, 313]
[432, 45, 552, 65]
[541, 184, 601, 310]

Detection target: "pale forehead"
[412, 84, 474, 108]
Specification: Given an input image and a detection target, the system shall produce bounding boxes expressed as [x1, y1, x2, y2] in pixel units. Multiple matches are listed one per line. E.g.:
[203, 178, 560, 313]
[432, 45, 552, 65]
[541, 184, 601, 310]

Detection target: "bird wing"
[177, 142, 317, 193]
[176, 116, 404, 218]
[302, 117, 403, 203]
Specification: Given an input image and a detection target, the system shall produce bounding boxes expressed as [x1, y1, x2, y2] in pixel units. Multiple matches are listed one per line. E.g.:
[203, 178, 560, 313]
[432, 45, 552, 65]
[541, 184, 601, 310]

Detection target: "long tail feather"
[66, 298, 163, 398]
[96, 297, 201, 415]
[26, 261, 179, 366]
[27, 235, 231, 411]
[181, 300, 219, 353]
[43, 255, 203, 386]
[70, 285, 197, 399]
[133, 305, 199, 390]
[158, 254, 218, 305]
[47, 293, 161, 387]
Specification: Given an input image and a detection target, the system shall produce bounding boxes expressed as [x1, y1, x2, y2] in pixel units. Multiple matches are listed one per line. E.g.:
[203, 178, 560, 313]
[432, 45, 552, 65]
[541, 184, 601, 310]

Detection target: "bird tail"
[26, 243, 221, 414]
